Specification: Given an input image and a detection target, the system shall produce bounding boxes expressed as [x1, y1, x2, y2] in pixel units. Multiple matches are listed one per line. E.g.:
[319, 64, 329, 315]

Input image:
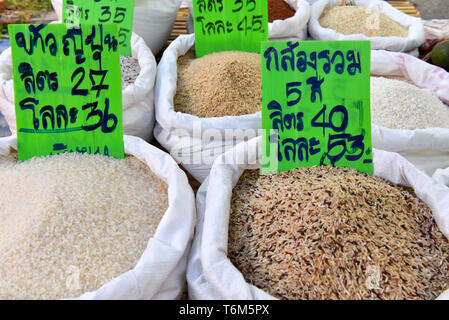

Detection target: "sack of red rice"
[370, 50, 449, 177]
[154, 34, 261, 183]
[185, 0, 311, 41]
[187, 136, 449, 300]
[0, 32, 157, 141]
[0, 134, 195, 300]
[308, 0, 424, 54]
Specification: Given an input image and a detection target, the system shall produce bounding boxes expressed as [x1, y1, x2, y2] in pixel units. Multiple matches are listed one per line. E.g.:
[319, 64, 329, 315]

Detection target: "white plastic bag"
[187, 136, 449, 300]
[0, 134, 196, 300]
[185, 0, 311, 41]
[154, 33, 261, 183]
[0, 32, 157, 141]
[371, 50, 449, 176]
[308, 0, 425, 53]
[51, 0, 182, 55]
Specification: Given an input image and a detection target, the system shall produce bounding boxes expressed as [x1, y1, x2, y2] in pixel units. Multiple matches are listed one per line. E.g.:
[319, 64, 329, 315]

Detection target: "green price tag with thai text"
[192, 0, 268, 57]
[9, 23, 124, 161]
[261, 41, 372, 175]
[62, 0, 134, 56]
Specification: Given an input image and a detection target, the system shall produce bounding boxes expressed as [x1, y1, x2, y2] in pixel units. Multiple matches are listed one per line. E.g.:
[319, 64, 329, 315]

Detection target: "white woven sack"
[185, 0, 311, 41]
[51, 0, 182, 55]
[0, 32, 157, 141]
[0, 134, 196, 300]
[154, 33, 261, 183]
[187, 136, 449, 300]
[371, 50, 449, 177]
[308, 0, 425, 53]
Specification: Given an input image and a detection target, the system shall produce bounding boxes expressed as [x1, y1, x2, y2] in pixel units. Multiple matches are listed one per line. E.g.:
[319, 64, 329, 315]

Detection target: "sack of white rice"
[50, 0, 182, 55]
[308, 0, 424, 54]
[154, 34, 261, 183]
[0, 135, 195, 300]
[0, 32, 157, 142]
[370, 50, 449, 177]
[185, 0, 311, 41]
[187, 136, 449, 300]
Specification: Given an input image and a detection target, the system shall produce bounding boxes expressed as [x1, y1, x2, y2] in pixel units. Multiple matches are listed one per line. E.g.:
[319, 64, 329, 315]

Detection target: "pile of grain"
[121, 55, 141, 87]
[371, 76, 449, 130]
[319, 5, 408, 38]
[0, 153, 168, 300]
[174, 50, 261, 118]
[268, 0, 296, 22]
[228, 167, 449, 300]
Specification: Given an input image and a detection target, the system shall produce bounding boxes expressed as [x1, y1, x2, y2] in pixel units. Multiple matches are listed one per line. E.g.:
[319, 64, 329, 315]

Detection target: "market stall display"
[0, 0, 448, 303]
[187, 136, 449, 300]
[156, 36, 449, 182]
[0, 134, 196, 300]
[309, 0, 425, 55]
[0, 32, 157, 141]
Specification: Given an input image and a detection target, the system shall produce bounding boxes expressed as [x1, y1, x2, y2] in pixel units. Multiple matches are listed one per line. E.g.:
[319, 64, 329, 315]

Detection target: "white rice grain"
[0, 153, 168, 300]
[371, 76, 449, 130]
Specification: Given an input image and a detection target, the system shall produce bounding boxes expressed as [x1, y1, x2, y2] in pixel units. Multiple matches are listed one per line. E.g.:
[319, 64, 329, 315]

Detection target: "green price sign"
[62, 0, 134, 56]
[261, 41, 372, 175]
[9, 23, 124, 161]
[192, 0, 268, 57]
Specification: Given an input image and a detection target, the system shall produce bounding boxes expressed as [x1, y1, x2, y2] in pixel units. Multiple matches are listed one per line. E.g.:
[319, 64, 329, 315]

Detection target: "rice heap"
[268, 0, 296, 22]
[174, 50, 261, 117]
[228, 167, 449, 300]
[371, 76, 449, 130]
[319, 5, 408, 38]
[0, 153, 168, 299]
[121, 55, 141, 87]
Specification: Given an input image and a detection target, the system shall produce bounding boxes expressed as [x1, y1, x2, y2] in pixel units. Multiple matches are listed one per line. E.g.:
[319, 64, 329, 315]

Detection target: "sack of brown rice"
[0, 134, 195, 300]
[187, 136, 449, 300]
[308, 0, 424, 54]
[185, 0, 311, 41]
[154, 34, 261, 183]
[370, 50, 449, 177]
[0, 32, 157, 141]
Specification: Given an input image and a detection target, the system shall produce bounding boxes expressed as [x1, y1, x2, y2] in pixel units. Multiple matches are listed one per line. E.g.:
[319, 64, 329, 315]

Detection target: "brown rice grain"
[228, 167, 449, 300]
[174, 50, 261, 118]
